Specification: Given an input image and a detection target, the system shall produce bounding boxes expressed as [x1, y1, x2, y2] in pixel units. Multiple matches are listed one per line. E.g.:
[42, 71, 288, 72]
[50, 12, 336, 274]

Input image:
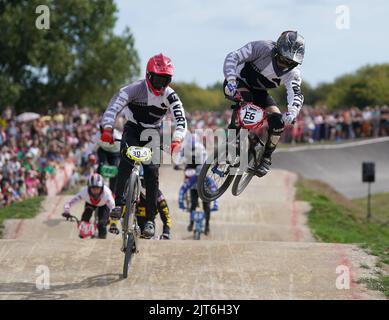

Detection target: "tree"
[171, 82, 230, 111]
[311, 64, 389, 109]
[0, 0, 140, 112]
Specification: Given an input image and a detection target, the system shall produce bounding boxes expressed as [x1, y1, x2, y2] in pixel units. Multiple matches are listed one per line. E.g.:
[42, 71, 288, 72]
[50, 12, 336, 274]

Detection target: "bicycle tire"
[231, 153, 255, 196]
[197, 144, 236, 202]
[122, 172, 139, 278]
[232, 138, 265, 196]
[193, 230, 201, 240]
[123, 233, 135, 279]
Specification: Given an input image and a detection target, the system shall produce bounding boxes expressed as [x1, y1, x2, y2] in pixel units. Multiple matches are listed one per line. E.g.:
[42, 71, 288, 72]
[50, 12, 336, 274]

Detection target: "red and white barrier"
[46, 159, 75, 196]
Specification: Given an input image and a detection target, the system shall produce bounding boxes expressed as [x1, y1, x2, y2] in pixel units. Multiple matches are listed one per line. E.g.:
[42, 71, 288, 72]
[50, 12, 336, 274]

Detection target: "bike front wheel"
[123, 233, 135, 279]
[122, 172, 139, 278]
[193, 230, 201, 240]
[197, 144, 237, 202]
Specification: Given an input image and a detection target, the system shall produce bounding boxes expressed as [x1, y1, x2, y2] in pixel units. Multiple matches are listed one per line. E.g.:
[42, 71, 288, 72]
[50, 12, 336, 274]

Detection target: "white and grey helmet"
[276, 30, 305, 67]
[88, 173, 104, 188]
[87, 173, 104, 198]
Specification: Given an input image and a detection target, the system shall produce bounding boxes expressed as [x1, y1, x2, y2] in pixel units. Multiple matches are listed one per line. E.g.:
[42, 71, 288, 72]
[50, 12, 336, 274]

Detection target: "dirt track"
[0, 167, 384, 299]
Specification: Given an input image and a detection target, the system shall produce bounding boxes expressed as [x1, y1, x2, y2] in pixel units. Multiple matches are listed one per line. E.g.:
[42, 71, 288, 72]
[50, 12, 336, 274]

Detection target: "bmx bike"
[197, 98, 267, 201]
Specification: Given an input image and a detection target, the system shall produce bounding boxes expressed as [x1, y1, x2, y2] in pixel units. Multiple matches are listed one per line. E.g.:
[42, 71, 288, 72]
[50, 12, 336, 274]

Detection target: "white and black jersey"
[63, 186, 115, 213]
[223, 40, 304, 113]
[101, 80, 187, 141]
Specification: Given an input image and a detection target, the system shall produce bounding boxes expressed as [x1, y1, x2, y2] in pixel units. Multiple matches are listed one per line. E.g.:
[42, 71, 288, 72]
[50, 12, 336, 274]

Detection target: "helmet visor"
[148, 73, 172, 90]
[277, 55, 298, 69]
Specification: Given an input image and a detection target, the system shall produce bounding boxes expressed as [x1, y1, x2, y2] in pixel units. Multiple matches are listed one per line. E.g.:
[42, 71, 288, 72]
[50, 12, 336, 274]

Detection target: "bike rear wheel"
[197, 144, 237, 202]
[231, 154, 254, 196]
[232, 140, 264, 196]
[122, 172, 139, 278]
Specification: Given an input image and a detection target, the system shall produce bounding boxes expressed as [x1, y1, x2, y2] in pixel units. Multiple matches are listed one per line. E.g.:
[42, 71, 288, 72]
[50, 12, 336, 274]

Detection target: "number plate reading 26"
[237, 103, 265, 130]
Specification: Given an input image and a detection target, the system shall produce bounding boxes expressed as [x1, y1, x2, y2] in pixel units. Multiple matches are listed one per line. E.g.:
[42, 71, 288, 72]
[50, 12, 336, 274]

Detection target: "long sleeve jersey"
[223, 40, 304, 115]
[101, 80, 187, 142]
[63, 186, 115, 213]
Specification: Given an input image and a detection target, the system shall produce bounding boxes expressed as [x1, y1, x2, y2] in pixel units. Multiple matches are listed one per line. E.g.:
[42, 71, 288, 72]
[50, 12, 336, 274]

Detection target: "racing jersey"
[63, 185, 115, 213]
[101, 79, 187, 142]
[223, 40, 304, 114]
[85, 129, 122, 154]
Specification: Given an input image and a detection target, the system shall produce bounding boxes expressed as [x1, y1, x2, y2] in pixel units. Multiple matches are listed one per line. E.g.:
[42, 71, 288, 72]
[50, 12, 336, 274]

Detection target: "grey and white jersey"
[223, 40, 304, 114]
[101, 80, 187, 141]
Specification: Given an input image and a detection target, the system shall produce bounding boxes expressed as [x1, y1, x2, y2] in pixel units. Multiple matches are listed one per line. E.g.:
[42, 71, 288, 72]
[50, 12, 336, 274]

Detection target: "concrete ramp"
[0, 239, 381, 300]
[0, 168, 384, 300]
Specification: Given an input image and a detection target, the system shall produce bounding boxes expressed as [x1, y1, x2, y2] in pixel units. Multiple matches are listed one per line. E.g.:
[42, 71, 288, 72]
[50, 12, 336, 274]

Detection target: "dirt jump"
[0, 167, 384, 300]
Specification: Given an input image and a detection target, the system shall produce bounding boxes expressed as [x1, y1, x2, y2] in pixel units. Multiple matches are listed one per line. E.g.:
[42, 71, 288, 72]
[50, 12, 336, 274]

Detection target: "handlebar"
[63, 214, 80, 224]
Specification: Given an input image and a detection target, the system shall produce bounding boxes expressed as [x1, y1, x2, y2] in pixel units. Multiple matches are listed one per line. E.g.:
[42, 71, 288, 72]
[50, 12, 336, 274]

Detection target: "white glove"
[282, 111, 297, 125]
[224, 80, 237, 97]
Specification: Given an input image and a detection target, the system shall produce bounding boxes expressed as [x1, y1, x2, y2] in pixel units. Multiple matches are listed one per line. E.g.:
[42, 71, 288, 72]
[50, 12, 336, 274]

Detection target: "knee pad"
[267, 113, 284, 136]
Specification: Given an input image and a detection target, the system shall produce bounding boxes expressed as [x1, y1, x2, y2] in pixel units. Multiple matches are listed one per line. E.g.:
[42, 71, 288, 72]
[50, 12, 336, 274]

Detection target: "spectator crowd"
[1, 102, 389, 209]
[0, 104, 99, 208]
[185, 105, 389, 144]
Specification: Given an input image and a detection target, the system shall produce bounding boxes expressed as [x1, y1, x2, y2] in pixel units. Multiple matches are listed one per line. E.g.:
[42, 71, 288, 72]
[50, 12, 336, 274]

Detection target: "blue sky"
[114, 0, 388, 88]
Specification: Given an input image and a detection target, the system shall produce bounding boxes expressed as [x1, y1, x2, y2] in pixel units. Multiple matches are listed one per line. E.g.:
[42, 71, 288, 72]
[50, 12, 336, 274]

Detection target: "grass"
[296, 177, 389, 297]
[352, 192, 389, 225]
[0, 196, 45, 238]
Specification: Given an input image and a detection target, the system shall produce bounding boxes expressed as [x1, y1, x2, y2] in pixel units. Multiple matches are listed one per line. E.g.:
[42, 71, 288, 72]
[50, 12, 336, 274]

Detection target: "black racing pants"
[190, 189, 210, 226]
[115, 122, 160, 223]
[224, 79, 283, 157]
[81, 203, 110, 239]
[97, 148, 121, 194]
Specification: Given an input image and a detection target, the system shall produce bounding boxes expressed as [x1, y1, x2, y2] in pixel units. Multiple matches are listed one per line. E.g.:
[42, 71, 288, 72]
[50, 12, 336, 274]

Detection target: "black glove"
[62, 212, 71, 220]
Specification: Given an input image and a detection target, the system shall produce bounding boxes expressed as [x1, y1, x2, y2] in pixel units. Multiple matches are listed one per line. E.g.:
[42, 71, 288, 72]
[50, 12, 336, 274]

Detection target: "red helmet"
[146, 53, 174, 96]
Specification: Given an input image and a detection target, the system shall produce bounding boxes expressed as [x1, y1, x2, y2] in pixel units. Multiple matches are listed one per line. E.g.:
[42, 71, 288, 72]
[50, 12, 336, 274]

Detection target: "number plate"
[126, 146, 153, 162]
[237, 103, 265, 129]
[100, 165, 118, 178]
[78, 221, 96, 238]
